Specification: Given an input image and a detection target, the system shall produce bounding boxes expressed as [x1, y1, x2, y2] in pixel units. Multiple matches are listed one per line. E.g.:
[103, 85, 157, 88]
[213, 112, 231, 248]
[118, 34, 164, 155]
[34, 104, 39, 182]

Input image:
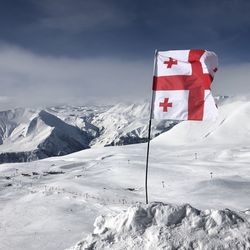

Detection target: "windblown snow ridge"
[69, 202, 250, 250]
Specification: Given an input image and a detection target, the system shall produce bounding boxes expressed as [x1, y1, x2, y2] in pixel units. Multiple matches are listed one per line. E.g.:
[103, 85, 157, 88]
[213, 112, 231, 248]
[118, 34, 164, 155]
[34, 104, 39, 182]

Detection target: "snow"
[0, 108, 90, 153]
[0, 96, 250, 249]
[69, 203, 250, 250]
[153, 98, 250, 146]
[90, 101, 173, 147]
[0, 103, 174, 162]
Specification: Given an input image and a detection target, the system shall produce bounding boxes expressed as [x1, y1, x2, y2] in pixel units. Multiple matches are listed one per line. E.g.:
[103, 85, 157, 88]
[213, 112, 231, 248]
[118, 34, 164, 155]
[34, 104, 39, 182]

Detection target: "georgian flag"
[152, 50, 218, 121]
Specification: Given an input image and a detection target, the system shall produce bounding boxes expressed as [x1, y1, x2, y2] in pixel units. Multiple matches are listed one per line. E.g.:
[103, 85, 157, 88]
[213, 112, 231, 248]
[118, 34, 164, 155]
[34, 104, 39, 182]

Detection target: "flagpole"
[145, 49, 157, 204]
[145, 111, 152, 204]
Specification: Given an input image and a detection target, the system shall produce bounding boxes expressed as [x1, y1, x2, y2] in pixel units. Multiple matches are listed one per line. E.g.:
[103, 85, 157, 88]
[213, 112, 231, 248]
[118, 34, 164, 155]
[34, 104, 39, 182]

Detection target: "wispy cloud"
[32, 0, 135, 32]
[214, 63, 250, 95]
[0, 43, 152, 109]
[0, 43, 250, 110]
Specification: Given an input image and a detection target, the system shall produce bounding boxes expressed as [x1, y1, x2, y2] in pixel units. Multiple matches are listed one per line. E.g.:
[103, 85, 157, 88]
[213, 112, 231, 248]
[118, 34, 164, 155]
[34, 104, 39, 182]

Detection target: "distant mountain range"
[0, 102, 176, 163]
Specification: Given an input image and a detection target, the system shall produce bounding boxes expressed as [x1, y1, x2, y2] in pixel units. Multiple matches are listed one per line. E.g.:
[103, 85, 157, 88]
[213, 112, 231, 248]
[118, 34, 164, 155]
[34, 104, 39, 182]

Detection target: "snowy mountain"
[0, 109, 92, 163]
[1, 96, 250, 249]
[90, 102, 176, 147]
[0, 103, 175, 163]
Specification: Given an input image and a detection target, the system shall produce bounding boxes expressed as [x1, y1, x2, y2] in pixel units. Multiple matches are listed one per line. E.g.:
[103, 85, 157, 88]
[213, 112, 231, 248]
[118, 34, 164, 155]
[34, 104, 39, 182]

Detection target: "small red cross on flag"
[164, 57, 177, 68]
[152, 49, 218, 121]
[159, 98, 172, 112]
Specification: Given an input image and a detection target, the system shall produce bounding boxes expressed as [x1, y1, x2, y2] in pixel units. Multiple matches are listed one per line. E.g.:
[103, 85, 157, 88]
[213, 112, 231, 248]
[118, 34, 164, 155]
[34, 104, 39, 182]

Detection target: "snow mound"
[69, 203, 250, 250]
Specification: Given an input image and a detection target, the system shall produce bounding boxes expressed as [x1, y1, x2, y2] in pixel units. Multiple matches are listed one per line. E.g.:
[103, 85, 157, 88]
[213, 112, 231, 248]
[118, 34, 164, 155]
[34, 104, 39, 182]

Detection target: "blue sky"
[0, 0, 250, 108]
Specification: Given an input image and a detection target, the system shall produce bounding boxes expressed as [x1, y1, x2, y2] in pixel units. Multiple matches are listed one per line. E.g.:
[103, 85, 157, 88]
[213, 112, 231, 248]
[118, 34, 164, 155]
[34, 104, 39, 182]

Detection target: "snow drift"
[69, 202, 250, 250]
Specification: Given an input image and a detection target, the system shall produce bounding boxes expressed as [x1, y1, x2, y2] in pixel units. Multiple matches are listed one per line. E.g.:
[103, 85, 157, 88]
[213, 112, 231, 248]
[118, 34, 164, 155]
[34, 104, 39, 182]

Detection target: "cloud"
[0, 43, 152, 109]
[213, 63, 250, 95]
[0, 96, 10, 103]
[1, 0, 250, 62]
[0, 43, 250, 110]
[32, 0, 135, 32]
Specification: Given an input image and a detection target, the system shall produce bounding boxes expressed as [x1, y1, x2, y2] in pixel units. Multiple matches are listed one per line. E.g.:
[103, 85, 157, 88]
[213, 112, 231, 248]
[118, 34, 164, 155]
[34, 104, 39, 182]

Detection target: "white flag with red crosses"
[152, 49, 218, 121]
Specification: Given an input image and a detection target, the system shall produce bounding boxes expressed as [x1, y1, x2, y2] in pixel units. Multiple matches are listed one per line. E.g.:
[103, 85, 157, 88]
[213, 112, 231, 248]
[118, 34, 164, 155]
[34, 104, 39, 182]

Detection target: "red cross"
[153, 50, 213, 120]
[159, 98, 172, 112]
[164, 57, 178, 68]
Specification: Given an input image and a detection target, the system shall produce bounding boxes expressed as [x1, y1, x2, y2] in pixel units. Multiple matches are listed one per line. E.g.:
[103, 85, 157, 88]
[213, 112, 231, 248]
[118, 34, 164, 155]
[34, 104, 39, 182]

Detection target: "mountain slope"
[0, 110, 91, 163]
[153, 98, 250, 146]
[1, 95, 250, 249]
[91, 102, 175, 147]
[0, 103, 176, 163]
[1, 117, 250, 249]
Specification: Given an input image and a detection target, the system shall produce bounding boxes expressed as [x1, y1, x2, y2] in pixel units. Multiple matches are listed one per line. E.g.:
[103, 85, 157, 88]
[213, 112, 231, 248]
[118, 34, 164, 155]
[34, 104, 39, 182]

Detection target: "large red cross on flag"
[152, 50, 218, 121]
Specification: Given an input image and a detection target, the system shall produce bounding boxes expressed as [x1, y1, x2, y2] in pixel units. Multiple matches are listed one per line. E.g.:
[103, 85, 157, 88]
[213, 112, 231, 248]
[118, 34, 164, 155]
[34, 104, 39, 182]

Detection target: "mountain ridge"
[0, 102, 175, 163]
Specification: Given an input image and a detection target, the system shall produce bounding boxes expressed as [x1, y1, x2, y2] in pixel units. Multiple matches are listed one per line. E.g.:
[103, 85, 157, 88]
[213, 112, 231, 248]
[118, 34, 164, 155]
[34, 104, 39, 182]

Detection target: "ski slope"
[0, 97, 250, 249]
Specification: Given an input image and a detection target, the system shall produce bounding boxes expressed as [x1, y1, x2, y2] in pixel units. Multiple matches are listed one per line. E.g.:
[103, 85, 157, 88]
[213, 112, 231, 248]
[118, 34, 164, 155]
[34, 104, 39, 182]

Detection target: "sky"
[0, 0, 250, 109]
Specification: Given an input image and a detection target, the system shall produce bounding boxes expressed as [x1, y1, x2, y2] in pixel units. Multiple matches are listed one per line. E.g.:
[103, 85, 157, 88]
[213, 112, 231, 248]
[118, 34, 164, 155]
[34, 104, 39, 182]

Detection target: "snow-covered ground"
[1, 97, 250, 249]
[70, 203, 250, 250]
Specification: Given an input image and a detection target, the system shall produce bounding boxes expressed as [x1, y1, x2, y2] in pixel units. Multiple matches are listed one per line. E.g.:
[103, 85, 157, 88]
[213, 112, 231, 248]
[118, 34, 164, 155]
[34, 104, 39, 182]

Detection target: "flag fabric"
[152, 49, 218, 121]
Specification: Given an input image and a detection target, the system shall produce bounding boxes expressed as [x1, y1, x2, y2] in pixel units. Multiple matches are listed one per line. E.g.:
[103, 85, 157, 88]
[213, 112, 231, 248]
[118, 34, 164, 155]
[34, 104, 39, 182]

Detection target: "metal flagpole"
[145, 106, 153, 204]
[145, 49, 157, 204]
